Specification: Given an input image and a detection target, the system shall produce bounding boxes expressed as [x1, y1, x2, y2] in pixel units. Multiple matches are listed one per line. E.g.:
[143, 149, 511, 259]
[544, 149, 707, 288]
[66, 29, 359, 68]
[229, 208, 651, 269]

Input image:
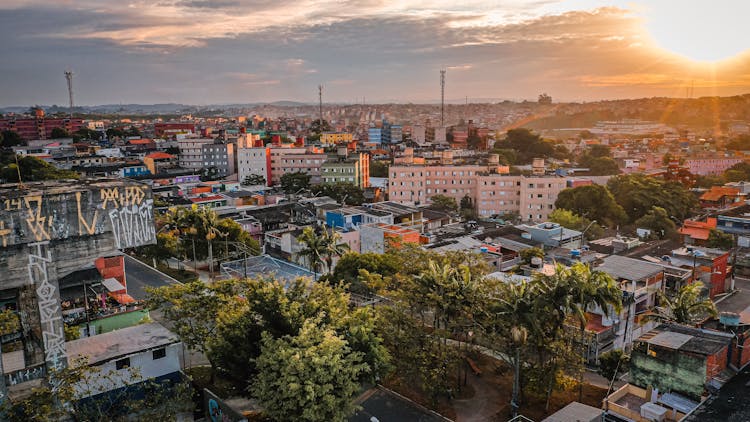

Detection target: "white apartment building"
[177, 138, 214, 170]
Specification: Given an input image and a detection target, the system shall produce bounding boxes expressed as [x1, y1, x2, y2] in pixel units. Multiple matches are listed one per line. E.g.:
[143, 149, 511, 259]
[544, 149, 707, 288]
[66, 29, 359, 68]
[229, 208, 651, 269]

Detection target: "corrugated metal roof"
[597, 255, 663, 281]
[66, 322, 179, 364]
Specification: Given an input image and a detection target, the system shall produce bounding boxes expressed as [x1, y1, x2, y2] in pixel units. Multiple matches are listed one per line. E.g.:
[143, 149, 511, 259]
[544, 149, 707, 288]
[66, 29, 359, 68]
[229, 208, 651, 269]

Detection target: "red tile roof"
[190, 195, 224, 203]
[145, 152, 175, 160]
[129, 139, 154, 145]
[701, 187, 741, 202]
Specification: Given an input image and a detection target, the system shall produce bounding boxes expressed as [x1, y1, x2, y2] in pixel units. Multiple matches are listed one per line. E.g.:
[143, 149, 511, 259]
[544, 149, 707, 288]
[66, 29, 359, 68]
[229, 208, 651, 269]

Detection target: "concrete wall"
[630, 348, 707, 399]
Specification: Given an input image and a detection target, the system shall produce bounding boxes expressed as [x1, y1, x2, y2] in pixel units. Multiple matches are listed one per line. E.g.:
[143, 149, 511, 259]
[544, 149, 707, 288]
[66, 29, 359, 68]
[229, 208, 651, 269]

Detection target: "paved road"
[123, 254, 181, 301]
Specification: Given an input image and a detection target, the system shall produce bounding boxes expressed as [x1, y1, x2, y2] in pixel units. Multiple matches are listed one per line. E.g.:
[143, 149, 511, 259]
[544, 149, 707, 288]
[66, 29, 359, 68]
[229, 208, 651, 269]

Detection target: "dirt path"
[452, 360, 508, 421]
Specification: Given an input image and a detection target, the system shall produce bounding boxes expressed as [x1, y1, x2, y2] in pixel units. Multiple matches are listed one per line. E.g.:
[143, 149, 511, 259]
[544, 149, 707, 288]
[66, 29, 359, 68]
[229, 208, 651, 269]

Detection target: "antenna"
[64, 70, 74, 118]
[318, 84, 323, 128]
[440, 69, 446, 127]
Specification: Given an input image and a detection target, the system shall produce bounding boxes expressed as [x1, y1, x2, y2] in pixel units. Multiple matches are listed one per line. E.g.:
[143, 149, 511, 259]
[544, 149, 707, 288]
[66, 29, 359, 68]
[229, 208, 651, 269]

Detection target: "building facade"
[201, 141, 236, 178]
[320, 132, 353, 145]
[320, 152, 370, 187]
[177, 138, 214, 170]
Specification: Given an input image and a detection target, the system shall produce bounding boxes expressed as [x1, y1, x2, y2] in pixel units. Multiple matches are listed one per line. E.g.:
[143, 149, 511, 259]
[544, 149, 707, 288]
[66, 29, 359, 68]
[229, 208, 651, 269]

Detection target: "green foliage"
[645, 281, 718, 325]
[311, 182, 365, 205]
[695, 175, 726, 188]
[634, 206, 677, 239]
[242, 174, 266, 186]
[607, 174, 696, 221]
[297, 226, 350, 274]
[583, 156, 620, 175]
[554, 184, 628, 226]
[493, 128, 555, 164]
[330, 252, 400, 293]
[252, 321, 368, 422]
[280, 171, 311, 193]
[724, 162, 750, 181]
[64, 323, 81, 341]
[726, 134, 750, 151]
[0, 309, 21, 336]
[707, 229, 734, 249]
[370, 160, 389, 177]
[493, 148, 518, 165]
[598, 349, 629, 382]
[587, 144, 611, 158]
[50, 127, 70, 138]
[0, 154, 79, 182]
[428, 194, 458, 212]
[549, 209, 604, 239]
[74, 127, 103, 142]
[1, 130, 24, 147]
[105, 127, 127, 139]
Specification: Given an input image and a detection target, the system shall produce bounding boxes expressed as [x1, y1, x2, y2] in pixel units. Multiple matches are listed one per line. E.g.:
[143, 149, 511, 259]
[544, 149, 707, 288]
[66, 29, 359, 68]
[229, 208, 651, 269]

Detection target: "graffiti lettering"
[24, 196, 50, 242]
[100, 188, 120, 209]
[75, 192, 99, 236]
[122, 186, 145, 206]
[28, 242, 66, 371]
[108, 199, 156, 249]
[3, 198, 22, 211]
[0, 221, 9, 247]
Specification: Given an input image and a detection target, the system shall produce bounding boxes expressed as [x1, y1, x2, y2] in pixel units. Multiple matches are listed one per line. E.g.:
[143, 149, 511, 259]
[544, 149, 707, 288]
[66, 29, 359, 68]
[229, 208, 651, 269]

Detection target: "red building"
[153, 122, 195, 137]
[0, 110, 84, 141]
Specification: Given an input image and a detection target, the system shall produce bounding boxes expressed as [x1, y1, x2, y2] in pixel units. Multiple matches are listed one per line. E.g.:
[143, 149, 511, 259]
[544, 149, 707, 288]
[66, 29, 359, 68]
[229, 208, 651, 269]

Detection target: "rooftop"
[685, 365, 750, 421]
[637, 323, 732, 356]
[597, 254, 664, 281]
[66, 322, 179, 364]
[220, 254, 316, 283]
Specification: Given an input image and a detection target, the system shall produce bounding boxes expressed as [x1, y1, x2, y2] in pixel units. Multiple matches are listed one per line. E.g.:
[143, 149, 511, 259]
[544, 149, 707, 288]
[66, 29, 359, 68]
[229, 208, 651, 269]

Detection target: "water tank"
[480, 246, 489, 253]
[521, 232, 532, 240]
[530, 257, 543, 267]
[571, 249, 581, 258]
[720, 312, 741, 327]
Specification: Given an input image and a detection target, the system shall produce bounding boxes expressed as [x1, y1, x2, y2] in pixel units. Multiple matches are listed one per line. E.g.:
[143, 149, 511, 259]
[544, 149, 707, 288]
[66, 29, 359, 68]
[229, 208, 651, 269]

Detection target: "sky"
[1, 0, 750, 106]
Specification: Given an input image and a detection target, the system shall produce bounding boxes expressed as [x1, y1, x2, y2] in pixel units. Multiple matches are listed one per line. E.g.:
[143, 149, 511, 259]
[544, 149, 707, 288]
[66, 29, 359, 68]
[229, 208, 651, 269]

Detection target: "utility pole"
[318, 84, 324, 128]
[440, 69, 446, 127]
[64, 70, 74, 118]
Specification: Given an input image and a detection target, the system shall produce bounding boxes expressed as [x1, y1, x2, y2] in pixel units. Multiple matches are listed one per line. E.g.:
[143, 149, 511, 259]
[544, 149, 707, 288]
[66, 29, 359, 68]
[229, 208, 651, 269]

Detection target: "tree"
[73, 127, 103, 142]
[724, 162, 750, 181]
[598, 349, 629, 382]
[707, 229, 734, 249]
[538, 93, 552, 104]
[280, 171, 311, 193]
[0, 155, 78, 182]
[607, 174, 696, 221]
[493, 128, 555, 164]
[585, 157, 620, 175]
[634, 206, 677, 239]
[105, 127, 126, 139]
[588, 144, 611, 158]
[297, 226, 349, 275]
[200, 166, 220, 181]
[428, 194, 458, 213]
[206, 277, 388, 388]
[252, 321, 367, 422]
[519, 247, 544, 265]
[555, 184, 628, 226]
[146, 281, 225, 357]
[644, 281, 717, 325]
[139, 231, 180, 267]
[242, 174, 266, 186]
[311, 182, 365, 205]
[549, 209, 604, 240]
[1, 130, 24, 147]
[50, 127, 70, 138]
[370, 160, 389, 177]
[330, 252, 400, 293]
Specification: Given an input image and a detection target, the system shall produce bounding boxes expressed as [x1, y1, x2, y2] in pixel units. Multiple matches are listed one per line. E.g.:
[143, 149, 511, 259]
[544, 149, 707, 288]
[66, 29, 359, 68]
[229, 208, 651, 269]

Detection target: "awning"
[109, 292, 136, 304]
[102, 278, 125, 293]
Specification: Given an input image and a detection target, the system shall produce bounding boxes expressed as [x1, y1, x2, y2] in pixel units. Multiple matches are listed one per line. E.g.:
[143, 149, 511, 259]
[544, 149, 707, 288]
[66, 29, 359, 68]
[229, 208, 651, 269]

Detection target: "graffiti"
[24, 196, 50, 242]
[5, 365, 46, 386]
[76, 191, 99, 236]
[28, 242, 66, 371]
[100, 187, 121, 209]
[123, 186, 146, 206]
[0, 221, 9, 247]
[108, 199, 156, 249]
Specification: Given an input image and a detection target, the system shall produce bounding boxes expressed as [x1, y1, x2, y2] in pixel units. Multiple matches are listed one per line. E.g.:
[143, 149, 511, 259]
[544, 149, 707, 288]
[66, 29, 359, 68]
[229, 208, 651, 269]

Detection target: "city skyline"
[2, 0, 750, 106]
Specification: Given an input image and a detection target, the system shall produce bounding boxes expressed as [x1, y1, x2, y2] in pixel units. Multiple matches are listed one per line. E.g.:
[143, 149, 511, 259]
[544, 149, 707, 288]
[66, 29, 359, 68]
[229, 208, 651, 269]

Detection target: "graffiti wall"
[0, 180, 156, 249]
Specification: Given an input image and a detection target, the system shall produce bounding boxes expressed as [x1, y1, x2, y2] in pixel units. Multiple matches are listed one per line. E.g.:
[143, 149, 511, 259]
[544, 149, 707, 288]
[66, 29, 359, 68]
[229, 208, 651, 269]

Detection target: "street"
[123, 254, 181, 301]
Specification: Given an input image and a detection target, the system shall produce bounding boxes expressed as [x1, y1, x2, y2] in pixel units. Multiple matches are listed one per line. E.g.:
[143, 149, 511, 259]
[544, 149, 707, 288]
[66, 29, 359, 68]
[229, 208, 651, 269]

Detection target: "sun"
[643, 1, 750, 62]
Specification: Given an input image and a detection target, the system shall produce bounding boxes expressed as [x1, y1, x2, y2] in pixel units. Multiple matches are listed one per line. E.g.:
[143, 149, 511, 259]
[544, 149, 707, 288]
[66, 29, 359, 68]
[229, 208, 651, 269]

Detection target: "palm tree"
[644, 281, 718, 325]
[491, 280, 539, 418]
[197, 208, 224, 280]
[322, 229, 350, 275]
[297, 226, 326, 278]
[559, 263, 622, 401]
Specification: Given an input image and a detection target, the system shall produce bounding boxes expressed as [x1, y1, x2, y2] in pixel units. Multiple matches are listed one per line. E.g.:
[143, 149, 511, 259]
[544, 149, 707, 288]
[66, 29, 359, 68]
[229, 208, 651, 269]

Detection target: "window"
[153, 348, 166, 360]
[116, 357, 130, 370]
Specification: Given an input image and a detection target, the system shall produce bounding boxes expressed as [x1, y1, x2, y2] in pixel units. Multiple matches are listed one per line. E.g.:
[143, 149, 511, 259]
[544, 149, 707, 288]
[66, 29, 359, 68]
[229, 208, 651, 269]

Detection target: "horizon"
[2, 1, 750, 106]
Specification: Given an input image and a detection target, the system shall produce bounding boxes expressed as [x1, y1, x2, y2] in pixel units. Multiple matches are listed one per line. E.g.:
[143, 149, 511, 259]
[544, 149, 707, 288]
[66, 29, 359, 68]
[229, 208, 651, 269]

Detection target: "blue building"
[368, 127, 382, 144]
[121, 165, 150, 177]
[382, 122, 402, 144]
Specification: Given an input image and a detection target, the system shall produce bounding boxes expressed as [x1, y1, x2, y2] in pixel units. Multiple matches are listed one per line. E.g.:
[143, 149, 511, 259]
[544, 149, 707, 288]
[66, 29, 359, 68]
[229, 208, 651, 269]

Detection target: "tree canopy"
[1, 130, 25, 147]
[607, 174, 696, 221]
[428, 194, 458, 213]
[241, 174, 266, 186]
[0, 154, 78, 182]
[493, 128, 555, 164]
[554, 184, 627, 226]
[280, 171, 311, 193]
[634, 206, 676, 239]
[311, 182, 365, 205]
[548, 208, 604, 239]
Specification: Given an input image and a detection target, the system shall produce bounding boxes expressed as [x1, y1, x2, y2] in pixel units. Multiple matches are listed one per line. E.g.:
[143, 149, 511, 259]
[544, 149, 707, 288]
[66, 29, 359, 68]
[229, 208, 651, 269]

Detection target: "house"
[699, 186, 743, 210]
[65, 322, 182, 400]
[631, 324, 733, 399]
[360, 223, 423, 254]
[595, 255, 666, 350]
[678, 218, 717, 245]
[667, 247, 730, 298]
[518, 222, 583, 249]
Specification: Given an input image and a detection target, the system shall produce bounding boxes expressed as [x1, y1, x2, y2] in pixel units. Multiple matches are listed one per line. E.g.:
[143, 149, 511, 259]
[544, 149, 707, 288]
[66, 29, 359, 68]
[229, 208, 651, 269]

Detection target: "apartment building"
[177, 138, 214, 170]
[202, 141, 236, 178]
[320, 151, 370, 187]
[388, 165, 571, 222]
[320, 132, 353, 145]
[237, 145, 326, 186]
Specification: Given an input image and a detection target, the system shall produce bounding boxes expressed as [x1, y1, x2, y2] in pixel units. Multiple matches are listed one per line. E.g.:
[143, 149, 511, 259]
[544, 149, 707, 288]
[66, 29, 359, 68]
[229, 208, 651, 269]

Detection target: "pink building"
[389, 165, 581, 222]
[238, 145, 326, 186]
[685, 158, 744, 175]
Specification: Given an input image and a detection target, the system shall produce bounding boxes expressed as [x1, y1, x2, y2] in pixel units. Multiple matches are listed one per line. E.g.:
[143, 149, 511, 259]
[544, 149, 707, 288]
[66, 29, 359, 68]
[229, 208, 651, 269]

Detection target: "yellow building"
[320, 132, 353, 145]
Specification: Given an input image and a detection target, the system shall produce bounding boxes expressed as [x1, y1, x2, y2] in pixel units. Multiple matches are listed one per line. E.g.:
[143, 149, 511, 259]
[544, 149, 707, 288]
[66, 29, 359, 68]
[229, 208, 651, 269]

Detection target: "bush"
[598, 349, 629, 381]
